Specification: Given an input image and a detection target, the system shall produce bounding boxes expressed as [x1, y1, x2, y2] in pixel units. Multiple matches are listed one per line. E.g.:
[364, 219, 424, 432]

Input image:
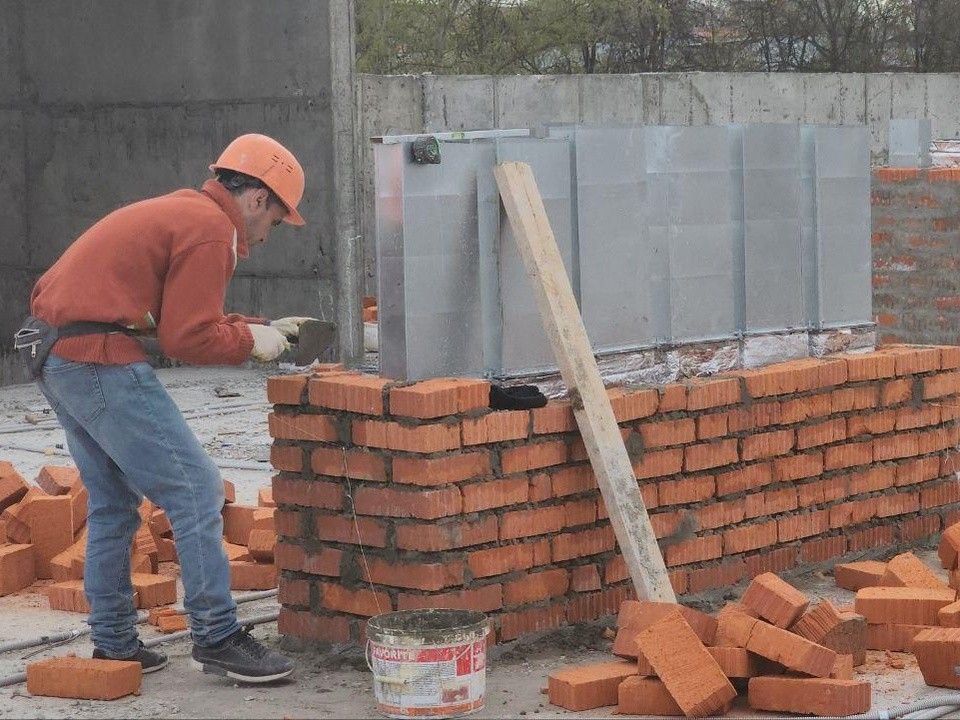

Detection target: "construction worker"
[25, 134, 310, 682]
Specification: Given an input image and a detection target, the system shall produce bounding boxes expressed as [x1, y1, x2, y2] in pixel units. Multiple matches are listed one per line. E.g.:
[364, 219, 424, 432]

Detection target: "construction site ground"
[0, 367, 951, 719]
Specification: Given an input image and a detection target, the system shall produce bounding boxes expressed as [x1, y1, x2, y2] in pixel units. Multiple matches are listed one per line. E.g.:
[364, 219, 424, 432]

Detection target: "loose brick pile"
[0, 461, 278, 616]
[550, 573, 875, 716]
[26, 656, 142, 700]
[269, 346, 960, 646]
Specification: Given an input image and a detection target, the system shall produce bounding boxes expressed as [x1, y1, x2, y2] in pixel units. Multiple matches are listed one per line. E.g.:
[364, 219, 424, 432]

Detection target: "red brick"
[848, 525, 895, 552]
[26, 656, 142, 700]
[315, 513, 388, 548]
[549, 464, 595, 497]
[881, 378, 914, 406]
[900, 514, 941, 542]
[895, 456, 940, 486]
[0, 462, 29, 513]
[685, 439, 738, 472]
[0, 544, 35, 596]
[278, 607, 352, 644]
[636, 611, 736, 716]
[247, 529, 276, 562]
[695, 499, 746, 530]
[468, 543, 536, 579]
[741, 429, 795, 461]
[797, 418, 847, 449]
[274, 542, 342, 576]
[665, 535, 722, 567]
[389, 378, 490, 418]
[563, 498, 597, 528]
[716, 462, 772, 495]
[913, 628, 960, 688]
[391, 452, 490, 487]
[659, 475, 715, 505]
[28, 496, 73, 579]
[923, 372, 960, 400]
[881, 551, 948, 589]
[939, 346, 960, 370]
[270, 445, 302, 472]
[229, 561, 279, 591]
[504, 568, 570, 605]
[501, 441, 567, 474]
[532, 401, 576, 434]
[617, 676, 684, 716]
[744, 486, 797, 518]
[748, 676, 871, 717]
[658, 383, 687, 412]
[854, 586, 956, 625]
[278, 577, 310, 606]
[772, 452, 825, 483]
[688, 558, 745, 594]
[318, 582, 390, 616]
[742, 572, 809, 628]
[638, 418, 696, 448]
[397, 584, 502, 613]
[498, 505, 564, 540]
[309, 374, 390, 414]
[633, 448, 683, 479]
[547, 659, 636, 712]
[552, 526, 616, 562]
[723, 520, 778, 554]
[569, 564, 601, 593]
[849, 466, 895, 494]
[887, 346, 941, 375]
[608, 387, 659, 422]
[876, 491, 920, 518]
[462, 410, 529, 445]
[363, 557, 463, 591]
[842, 352, 896, 381]
[695, 412, 729, 440]
[461, 475, 529, 512]
[529, 473, 552, 502]
[896, 405, 941, 431]
[798, 475, 848, 507]
[353, 419, 460, 453]
[846, 410, 895, 437]
[566, 586, 631, 624]
[312, 447, 386, 481]
[686, 377, 741, 410]
[832, 386, 879, 413]
[824, 441, 873, 470]
[272, 476, 342, 510]
[736, 615, 838, 677]
[35, 466, 80, 496]
[800, 535, 847, 564]
[131, 573, 178, 607]
[873, 433, 920, 462]
[221, 504, 260, 544]
[267, 412, 338, 442]
[500, 603, 566, 642]
[919, 426, 960, 454]
[353, 485, 461, 519]
[829, 498, 877, 527]
[267, 374, 308, 405]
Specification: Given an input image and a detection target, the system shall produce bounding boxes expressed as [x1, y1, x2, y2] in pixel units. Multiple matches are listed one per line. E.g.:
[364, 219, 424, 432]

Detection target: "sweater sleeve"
[156, 241, 255, 365]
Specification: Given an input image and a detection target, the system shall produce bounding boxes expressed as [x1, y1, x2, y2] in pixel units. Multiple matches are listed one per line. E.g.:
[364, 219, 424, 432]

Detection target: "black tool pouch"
[14, 316, 136, 380]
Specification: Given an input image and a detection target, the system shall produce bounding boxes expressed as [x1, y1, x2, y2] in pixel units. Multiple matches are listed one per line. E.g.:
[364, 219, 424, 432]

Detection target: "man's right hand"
[248, 324, 290, 362]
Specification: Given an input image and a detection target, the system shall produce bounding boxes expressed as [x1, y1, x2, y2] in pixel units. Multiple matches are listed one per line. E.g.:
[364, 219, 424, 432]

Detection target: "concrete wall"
[0, 0, 357, 385]
[356, 72, 960, 292]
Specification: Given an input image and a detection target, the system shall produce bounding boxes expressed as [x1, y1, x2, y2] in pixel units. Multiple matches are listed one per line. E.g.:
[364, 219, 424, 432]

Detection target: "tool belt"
[14, 316, 138, 380]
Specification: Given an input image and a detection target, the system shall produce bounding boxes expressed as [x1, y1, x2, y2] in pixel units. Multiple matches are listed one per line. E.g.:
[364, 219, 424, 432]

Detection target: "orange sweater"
[31, 180, 259, 366]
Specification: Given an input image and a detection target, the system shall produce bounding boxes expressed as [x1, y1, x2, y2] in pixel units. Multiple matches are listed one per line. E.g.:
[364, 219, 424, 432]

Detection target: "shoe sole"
[191, 658, 293, 683]
[143, 659, 168, 674]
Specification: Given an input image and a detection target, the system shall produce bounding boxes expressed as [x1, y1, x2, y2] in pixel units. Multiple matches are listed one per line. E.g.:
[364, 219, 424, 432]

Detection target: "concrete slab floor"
[1, 367, 959, 718]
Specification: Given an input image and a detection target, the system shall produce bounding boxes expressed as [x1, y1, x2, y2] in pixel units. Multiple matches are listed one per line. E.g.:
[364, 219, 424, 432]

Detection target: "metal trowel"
[292, 320, 337, 366]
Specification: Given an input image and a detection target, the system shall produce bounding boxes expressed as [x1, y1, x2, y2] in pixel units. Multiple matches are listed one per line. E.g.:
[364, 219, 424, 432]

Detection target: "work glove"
[248, 324, 291, 362]
[270, 316, 318, 340]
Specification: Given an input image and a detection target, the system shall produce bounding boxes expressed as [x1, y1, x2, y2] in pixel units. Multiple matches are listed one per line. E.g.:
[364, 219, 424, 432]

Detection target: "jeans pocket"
[43, 361, 107, 423]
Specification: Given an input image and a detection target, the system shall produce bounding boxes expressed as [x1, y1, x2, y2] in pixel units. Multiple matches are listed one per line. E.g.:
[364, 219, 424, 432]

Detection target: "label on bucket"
[371, 639, 486, 718]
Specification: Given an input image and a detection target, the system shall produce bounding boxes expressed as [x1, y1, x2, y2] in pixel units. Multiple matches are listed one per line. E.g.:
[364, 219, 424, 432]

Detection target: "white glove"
[270, 316, 317, 340]
[248, 324, 291, 362]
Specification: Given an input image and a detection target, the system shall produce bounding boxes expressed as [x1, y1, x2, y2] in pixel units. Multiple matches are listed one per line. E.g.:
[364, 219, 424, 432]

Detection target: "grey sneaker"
[191, 629, 294, 683]
[93, 641, 168, 673]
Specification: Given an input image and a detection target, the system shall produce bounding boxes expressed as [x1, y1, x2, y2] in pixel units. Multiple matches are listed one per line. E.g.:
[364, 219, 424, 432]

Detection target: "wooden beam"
[493, 161, 676, 603]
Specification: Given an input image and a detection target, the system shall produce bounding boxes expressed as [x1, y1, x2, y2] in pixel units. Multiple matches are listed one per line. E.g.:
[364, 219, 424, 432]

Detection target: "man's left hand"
[270, 317, 318, 340]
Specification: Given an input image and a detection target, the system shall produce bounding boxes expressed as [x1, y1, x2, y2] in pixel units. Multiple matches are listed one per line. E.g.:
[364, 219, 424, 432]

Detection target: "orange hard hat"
[210, 134, 306, 226]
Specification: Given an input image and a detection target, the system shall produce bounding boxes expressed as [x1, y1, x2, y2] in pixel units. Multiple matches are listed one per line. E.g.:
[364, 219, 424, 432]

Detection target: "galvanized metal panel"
[573, 127, 653, 351]
[742, 124, 804, 332]
[374, 143, 408, 379]
[493, 138, 575, 374]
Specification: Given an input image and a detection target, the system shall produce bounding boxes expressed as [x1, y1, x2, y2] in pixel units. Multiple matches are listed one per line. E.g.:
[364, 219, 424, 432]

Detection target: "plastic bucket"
[366, 609, 488, 719]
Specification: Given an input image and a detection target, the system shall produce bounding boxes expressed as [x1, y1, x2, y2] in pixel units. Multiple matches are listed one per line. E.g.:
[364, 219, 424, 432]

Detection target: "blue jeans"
[37, 355, 239, 656]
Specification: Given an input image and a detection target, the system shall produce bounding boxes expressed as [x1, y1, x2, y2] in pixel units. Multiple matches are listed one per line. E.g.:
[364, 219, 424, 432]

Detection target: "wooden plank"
[493, 161, 675, 603]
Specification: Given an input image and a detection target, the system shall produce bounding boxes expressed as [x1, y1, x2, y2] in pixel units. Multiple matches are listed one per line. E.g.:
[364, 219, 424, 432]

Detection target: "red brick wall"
[873, 168, 960, 344]
[268, 347, 960, 646]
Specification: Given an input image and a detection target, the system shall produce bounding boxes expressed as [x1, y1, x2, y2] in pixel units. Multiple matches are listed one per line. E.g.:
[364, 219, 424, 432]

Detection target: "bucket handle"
[365, 640, 476, 687]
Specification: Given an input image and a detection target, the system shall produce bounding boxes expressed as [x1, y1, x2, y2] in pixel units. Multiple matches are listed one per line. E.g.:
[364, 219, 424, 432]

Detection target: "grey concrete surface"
[0, 0, 359, 385]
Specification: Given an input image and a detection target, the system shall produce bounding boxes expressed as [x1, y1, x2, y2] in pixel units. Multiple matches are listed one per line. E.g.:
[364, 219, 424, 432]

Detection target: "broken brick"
[834, 561, 887, 591]
[939, 523, 960, 570]
[1, 487, 44, 543]
[742, 572, 810, 628]
[36, 465, 80, 495]
[0, 544, 35, 596]
[547, 660, 636, 711]
[819, 613, 868, 666]
[613, 601, 718, 658]
[635, 610, 736, 717]
[791, 599, 843, 642]
[0, 461, 29, 511]
[748, 676, 871, 717]
[26, 656, 142, 700]
[913, 628, 960, 688]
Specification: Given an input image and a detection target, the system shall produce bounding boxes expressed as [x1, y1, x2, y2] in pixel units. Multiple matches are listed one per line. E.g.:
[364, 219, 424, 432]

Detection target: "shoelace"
[233, 630, 270, 661]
